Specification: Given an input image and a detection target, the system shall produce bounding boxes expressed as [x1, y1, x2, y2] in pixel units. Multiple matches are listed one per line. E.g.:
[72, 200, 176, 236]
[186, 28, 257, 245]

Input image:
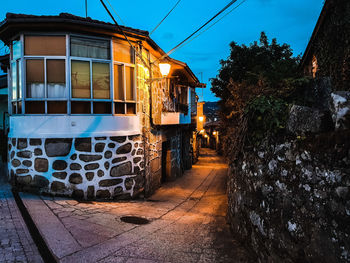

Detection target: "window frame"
[21, 34, 68, 115]
[112, 39, 137, 116]
[9, 34, 24, 115]
[69, 34, 113, 115]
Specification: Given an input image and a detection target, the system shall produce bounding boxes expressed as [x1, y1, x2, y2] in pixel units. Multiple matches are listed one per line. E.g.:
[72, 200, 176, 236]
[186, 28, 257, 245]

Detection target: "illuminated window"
[113, 40, 136, 115]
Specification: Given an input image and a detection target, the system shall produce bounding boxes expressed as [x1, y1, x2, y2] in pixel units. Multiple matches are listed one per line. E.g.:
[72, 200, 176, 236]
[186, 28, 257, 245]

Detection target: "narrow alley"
[19, 149, 252, 263]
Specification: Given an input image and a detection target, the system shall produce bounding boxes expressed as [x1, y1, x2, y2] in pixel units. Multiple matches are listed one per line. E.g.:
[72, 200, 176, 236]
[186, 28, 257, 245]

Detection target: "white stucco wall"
[9, 115, 141, 138]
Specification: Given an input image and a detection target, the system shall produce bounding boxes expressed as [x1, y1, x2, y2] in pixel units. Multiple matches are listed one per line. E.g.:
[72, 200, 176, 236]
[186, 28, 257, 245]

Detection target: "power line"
[175, 0, 247, 52]
[105, 0, 126, 25]
[150, 0, 183, 35]
[152, 0, 239, 64]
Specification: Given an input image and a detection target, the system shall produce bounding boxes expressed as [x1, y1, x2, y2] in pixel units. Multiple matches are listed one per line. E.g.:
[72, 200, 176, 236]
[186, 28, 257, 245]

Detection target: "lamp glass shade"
[159, 63, 171, 76]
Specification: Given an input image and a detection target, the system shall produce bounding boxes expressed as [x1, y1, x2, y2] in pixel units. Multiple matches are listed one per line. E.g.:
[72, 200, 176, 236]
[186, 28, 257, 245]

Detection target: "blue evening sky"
[0, 0, 324, 101]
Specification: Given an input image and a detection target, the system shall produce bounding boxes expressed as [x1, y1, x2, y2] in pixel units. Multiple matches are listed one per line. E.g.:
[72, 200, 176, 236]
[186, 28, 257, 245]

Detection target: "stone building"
[301, 0, 350, 91]
[0, 13, 203, 199]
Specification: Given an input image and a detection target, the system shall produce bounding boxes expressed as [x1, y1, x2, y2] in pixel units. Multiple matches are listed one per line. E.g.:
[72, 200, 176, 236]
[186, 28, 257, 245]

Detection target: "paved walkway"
[21, 149, 252, 263]
[0, 164, 43, 263]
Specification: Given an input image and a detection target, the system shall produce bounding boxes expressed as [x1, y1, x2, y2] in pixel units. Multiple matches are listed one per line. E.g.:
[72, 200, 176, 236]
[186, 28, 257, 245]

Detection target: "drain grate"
[120, 216, 150, 225]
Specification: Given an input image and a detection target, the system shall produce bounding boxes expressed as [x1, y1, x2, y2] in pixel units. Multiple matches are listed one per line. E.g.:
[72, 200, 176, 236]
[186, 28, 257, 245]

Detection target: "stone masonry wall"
[228, 130, 350, 262]
[8, 135, 144, 200]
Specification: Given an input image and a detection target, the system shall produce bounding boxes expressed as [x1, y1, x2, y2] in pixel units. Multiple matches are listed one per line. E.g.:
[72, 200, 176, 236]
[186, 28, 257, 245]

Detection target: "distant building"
[301, 0, 350, 91]
[0, 13, 204, 199]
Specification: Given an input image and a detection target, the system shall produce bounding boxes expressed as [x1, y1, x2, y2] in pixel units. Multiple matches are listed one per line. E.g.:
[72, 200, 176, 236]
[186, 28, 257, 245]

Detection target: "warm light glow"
[213, 131, 217, 135]
[199, 116, 204, 122]
[159, 63, 171, 76]
[200, 129, 205, 133]
[204, 134, 208, 138]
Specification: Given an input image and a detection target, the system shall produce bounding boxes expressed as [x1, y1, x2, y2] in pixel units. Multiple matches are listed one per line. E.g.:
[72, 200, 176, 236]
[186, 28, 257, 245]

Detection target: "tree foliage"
[211, 32, 305, 159]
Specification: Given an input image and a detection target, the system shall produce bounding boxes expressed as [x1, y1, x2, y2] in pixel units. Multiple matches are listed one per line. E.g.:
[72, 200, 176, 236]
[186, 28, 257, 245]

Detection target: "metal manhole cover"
[120, 216, 150, 225]
[146, 199, 164, 203]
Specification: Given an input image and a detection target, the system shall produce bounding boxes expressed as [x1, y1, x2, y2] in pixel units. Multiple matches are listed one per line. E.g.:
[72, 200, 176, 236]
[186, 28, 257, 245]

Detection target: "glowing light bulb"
[159, 63, 171, 76]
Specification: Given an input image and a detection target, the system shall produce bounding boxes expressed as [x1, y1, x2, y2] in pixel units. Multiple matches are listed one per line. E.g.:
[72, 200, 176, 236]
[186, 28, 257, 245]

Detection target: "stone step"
[19, 192, 81, 260]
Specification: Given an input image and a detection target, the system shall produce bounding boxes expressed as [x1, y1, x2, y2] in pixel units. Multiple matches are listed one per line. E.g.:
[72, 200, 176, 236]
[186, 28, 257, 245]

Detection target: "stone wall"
[144, 130, 162, 196]
[8, 135, 144, 199]
[227, 130, 350, 262]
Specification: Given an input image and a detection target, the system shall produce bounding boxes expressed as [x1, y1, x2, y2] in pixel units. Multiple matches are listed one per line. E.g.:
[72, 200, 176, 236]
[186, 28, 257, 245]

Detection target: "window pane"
[114, 102, 125, 114]
[26, 60, 44, 98]
[126, 103, 136, 115]
[47, 60, 66, 98]
[18, 101, 22, 114]
[11, 62, 17, 100]
[12, 102, 17, 114]
[93, 102, 111, 114]
[113, 41, 134, 64]
[71, 101, 91, 114]
[114, 64, 124, 100]
[25, 101, 45, 114]
[71, 37, 110, 59]
[125, 66, 134, 101]
[93, 63, 110, 99]
[71, 60, 90, 98]
[25, 36, 66, 56]
[47, 101, 67, 114]
[17, 61, 22, 99]
[12, 40, 21, 60]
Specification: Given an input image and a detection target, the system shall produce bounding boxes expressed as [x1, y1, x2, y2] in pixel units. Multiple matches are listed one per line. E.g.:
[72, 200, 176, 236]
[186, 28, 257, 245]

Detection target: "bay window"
[10, 34, 137, 115]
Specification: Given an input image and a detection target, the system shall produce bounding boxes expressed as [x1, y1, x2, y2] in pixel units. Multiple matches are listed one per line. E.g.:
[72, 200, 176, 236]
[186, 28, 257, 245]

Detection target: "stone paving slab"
[20, 149, 253, 262]
[0, 184, 43, 263]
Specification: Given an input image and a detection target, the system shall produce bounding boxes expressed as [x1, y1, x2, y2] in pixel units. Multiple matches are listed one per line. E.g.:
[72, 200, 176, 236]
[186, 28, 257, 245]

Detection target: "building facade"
[301, 0, 350, 91]
[0, 13, 202, 199]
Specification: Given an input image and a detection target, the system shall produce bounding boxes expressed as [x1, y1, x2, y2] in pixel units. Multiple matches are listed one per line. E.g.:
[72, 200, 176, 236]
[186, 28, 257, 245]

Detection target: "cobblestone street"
[0, 173, 42, 263]
[21, 149, 252, 263]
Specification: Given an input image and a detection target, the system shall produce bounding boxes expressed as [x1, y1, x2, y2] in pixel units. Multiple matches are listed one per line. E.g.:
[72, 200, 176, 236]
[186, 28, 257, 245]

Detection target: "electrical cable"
[174, 0, 247, 52]
[150, 0, 183, 35]
[152, 0, 238, 64]
[105, 0, 126, 25]
[99, 0, 147, 66]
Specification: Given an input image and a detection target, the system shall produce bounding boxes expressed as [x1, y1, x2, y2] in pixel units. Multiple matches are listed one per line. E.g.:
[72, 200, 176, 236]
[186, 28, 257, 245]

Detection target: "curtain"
[71, 37, 110, 60]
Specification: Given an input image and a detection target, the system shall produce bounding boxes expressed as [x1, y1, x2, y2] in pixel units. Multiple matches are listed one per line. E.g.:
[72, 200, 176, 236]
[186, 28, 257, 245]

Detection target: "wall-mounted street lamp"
[159, 63, 171, 77]
[199, 116, 204, 122]
[146, 63, 171, 84]
[213, 131, 217, 136]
